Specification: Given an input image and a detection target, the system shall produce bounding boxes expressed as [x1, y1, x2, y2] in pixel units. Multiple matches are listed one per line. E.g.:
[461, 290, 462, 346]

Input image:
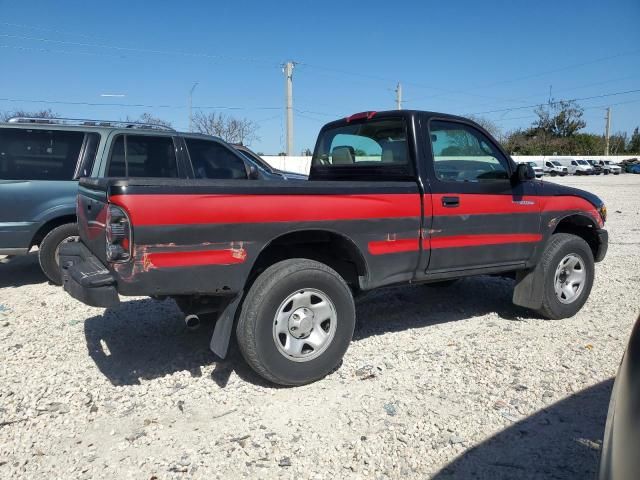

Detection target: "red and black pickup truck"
[60, 110, 608, 385]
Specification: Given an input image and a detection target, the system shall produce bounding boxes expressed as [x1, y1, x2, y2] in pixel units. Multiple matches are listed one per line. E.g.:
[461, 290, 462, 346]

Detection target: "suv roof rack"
[6, 117, 176, 132]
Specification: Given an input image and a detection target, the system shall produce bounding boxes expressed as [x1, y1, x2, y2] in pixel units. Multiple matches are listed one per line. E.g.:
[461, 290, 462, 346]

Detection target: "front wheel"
[236, 259, 356, 386]
[38, 223, 79, 285]
[536, 233, 594, 320]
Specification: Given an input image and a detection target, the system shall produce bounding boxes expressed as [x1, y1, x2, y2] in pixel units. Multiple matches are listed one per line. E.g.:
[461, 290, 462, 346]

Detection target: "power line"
[406, 49, 640, 104]
[0, 33, 280, 67]
[0, 96, 281, 111]
[468, 89, 640, 116]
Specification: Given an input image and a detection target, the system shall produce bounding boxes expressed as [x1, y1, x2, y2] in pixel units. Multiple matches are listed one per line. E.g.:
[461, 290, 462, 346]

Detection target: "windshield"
[577, 160, 589, 165]
[312, 118, 408, 167]
[234, 147, 275, 173]
[552, 161, 562, 166]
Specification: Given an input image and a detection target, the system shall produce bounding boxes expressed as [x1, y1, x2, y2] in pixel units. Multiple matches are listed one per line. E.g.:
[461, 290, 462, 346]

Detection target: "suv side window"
[75, 132, 101, 178]
[429, 121, 510, 182]
[185, 138, 248, 179]
[0, 128, 84, 180]
[107, 135, 178, 177]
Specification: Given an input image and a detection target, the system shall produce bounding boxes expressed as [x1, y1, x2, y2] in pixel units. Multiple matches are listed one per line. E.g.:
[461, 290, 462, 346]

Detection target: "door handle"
[441, 196, 460, 207]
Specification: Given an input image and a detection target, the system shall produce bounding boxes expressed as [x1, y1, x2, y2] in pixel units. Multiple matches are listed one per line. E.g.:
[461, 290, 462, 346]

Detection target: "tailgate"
[77, 178, 110, 265]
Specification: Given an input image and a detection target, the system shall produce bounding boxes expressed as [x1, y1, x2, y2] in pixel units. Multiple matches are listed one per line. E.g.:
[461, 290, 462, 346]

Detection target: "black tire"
[236, 258, 355, 386]
[536, 233, 594, 320]
[550, 171, 557, 177]
[38, 223, 78, 285]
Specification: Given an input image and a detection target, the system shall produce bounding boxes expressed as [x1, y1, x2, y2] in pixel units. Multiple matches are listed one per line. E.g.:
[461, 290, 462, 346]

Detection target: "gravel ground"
[1, 174, 639, 479]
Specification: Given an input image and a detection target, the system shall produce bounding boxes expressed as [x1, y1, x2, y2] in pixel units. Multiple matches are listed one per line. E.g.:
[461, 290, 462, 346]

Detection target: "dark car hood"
[538, 181, 604, 209]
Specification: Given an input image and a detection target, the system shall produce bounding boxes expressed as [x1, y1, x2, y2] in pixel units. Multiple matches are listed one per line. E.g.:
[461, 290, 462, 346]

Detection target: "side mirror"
[515, 163, 535, 182]
[248, 165, 260, 180]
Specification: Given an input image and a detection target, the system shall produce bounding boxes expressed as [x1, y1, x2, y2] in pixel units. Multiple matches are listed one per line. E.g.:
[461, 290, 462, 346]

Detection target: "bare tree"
[192, 111, 259, 145]
[123, 113, 172, 128]
[1, 108, 58, 122]
[467, 115, 502, 140]
[137, 112, 172, 128]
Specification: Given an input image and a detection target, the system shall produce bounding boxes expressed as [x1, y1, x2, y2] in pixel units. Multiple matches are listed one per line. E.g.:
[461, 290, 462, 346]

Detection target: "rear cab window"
[0, 128, 85, 180]
[310, 117, 413, 180]
[106, 134, 179, 178]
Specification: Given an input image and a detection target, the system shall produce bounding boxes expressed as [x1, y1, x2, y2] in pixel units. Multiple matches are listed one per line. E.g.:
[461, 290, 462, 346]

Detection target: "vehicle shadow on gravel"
[83, 275, 537, 388]
[0, 253, 47, 288]
[431, 379, 613, 480]
[83, 297, 275, 388]
[353, 275, 537, 341]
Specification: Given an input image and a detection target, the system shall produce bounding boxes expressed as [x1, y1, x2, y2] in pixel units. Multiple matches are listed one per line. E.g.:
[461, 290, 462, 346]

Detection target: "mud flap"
[513, 266, 544, 310]
[209, 292, 243, 359]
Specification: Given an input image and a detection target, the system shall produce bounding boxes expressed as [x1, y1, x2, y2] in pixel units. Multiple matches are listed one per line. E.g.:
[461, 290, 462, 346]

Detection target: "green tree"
[534, 99, 586, 137]
[628, 127, 640, 154]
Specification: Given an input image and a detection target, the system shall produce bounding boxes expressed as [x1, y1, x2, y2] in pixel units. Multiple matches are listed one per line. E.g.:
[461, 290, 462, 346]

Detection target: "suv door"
[424, 119, 542, 273]
[0, 127, 91, 252]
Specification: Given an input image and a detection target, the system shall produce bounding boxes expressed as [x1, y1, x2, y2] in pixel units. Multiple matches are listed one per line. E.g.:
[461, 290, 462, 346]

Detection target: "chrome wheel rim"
[272, 288, 337, 362]
[54, 235, 79, 266]
[554, 253, 586, 304]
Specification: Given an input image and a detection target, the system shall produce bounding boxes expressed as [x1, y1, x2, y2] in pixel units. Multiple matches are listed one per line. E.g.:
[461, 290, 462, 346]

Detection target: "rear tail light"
[106, 204, 132, 262]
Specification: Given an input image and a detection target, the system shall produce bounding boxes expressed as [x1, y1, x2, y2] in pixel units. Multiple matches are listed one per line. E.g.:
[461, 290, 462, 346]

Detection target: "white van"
[543, 160, 568, 176]
[556, 158, 593, 175]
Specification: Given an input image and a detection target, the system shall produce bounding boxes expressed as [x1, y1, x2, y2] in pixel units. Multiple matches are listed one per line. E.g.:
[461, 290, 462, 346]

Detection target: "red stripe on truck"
[429, 233, 542, 249]
[368, 233, 542, 255]
[110, 193, 422, 226]
[144, 248, 247, 268]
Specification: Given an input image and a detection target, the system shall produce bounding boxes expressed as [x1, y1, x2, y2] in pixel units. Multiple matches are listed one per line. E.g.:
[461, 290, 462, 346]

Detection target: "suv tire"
[537, 233, 594, 320]
[39, 223, 79, 285]
[236, 258, 355, 386]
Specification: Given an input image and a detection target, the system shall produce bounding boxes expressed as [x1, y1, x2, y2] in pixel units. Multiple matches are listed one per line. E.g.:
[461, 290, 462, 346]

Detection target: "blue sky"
[1, 0, 638, 154]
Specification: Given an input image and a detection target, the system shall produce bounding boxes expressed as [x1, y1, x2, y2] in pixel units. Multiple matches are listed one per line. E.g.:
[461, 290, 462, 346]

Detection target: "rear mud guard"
[513, 266, 544, 310]
[210, 291, 244, 359]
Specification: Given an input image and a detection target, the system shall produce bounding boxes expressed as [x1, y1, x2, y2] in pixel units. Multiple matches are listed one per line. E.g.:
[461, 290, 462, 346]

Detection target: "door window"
[429, 121, 510, 182]
[0, 128, 84, 180]
[185, 139, 248, 179]
[107, 135, 178, 177]
[75, 133, 101, 178]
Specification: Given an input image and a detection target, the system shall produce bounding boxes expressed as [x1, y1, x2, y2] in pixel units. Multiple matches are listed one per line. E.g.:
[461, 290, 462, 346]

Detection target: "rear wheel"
[236, 258, 355, 386]
[38, 223, 79, 285]
[536, 233, 594, 320]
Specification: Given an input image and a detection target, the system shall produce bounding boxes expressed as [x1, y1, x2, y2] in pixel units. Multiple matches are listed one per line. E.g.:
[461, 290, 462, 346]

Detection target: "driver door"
[424, 119, 542, 273]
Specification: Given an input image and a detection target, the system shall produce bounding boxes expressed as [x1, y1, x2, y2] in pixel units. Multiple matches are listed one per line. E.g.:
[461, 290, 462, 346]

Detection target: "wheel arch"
[551, 213, 600, 259]
[30, 214, 77, 248]
[247, 229, 369, 291]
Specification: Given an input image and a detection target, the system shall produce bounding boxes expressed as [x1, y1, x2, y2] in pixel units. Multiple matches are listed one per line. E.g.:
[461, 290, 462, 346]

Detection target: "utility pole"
[395, 82, 402, 110]
[604, 107, 611, 156]
[283, 61, 295, 156]
[188, 82, 198, 132]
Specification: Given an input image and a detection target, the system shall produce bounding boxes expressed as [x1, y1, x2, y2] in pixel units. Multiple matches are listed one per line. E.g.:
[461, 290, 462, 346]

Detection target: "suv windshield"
[312, 118, 408, 167]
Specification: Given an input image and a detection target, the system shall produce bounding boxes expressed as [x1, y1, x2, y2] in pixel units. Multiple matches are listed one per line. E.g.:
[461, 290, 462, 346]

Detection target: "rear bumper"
[59, 242, 120, 308]
[595, 228, 608, 263]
